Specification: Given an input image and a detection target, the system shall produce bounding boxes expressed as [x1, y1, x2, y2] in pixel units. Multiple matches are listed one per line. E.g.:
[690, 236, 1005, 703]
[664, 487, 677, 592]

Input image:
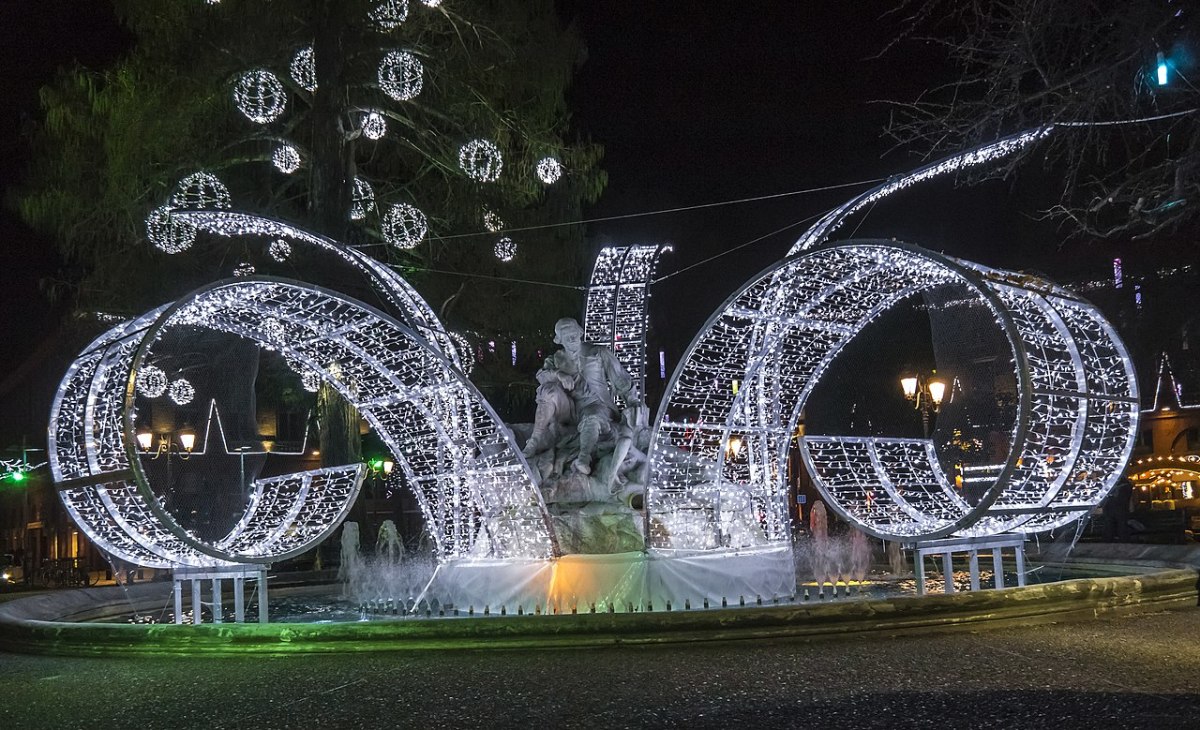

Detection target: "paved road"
[3, 606, 1199, 729]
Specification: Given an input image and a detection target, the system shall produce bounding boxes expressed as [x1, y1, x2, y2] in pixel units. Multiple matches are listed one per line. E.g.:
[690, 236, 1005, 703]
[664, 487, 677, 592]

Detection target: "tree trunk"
[310, 0, 361, 469]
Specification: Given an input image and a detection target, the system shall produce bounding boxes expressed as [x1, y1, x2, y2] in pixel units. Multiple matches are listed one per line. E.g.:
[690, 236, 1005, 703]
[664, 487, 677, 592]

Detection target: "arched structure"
[649, 241, 1139, 544]
[49, 278, 555, 569]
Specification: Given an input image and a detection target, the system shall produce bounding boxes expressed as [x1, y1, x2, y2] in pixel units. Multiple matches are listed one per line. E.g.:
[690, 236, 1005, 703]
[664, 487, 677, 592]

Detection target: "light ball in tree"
[459, 139, 503, 182]
[482, 208, 504, 233]
[234, 69, 287, 124]
[146, 205, 198, 254]
[301, 370, 321, 393]
[419, 0, 442, 6]
[536, 157, 563, 184]
[378, 50, 423, 101]
[351, 177, 376, 220]
[290, 46, 316, 93]
[370, 0, 409, 29]
[362, 111, 388, 140]
[494, 236, 516, 262]
[272, 144, 301, 174]
[269, 239, 292, 262]
[233, 262, 256, 277]
[171, 172, 231, 210]
[168, 379, 195, 406]
[136, 365, 168, 399]
[383, 202, 428, 249]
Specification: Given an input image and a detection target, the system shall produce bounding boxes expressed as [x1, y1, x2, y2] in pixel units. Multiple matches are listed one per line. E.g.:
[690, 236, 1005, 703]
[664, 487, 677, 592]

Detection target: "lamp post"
[900, 371, 946, 439]
[136, 429, 196, 487]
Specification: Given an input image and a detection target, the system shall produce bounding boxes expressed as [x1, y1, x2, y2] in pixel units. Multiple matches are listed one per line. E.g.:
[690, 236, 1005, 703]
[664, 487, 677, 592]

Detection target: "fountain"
[43, 134, 1141, 624]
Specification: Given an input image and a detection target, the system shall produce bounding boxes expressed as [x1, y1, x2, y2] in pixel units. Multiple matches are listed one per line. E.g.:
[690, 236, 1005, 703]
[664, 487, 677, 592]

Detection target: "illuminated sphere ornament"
[234, 69, 287, 124]
[458, 139, 503, 182]
[135, 365, 168, 399]
[370, 0, 409, 29]
[351, 177, 376, 220]
[269, 239, 292, 262]
[378, 50, 423, 101]
[535, 157, 563, 184]
[262, 317, 286, 343]
[482, 208, 504, 233]
[272, 144, 301, 174]
[419, 0, 442, 6]
[168, 378, 195, 406]
[146, 206, 198, 254]
[290, 46, 317, 93]
[301, 370, 321, 393]
[362, 111, 387, 140]
[233, 262, 256, 277]
[171, 172, 231, 210]
[494, 236, 516, 262]
[382, 203, 428, 249]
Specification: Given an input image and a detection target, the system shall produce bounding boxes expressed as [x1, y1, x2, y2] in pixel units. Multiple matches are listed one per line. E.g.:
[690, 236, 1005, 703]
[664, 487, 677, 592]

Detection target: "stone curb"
[0, 567, 1195, 656]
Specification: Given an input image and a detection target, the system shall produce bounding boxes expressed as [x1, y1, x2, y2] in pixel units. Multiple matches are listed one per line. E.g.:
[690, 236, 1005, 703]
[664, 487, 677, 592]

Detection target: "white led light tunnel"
[648, 240, 1140, 543]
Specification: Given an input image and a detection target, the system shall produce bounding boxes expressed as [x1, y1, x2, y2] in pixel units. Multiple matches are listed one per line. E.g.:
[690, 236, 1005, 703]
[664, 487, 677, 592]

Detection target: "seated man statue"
[536, 318, 644, 478]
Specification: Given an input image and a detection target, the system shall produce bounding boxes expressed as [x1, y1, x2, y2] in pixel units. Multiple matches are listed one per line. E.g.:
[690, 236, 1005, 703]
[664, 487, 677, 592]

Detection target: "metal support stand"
[172, 565, 269, 625]
[909, 534, 1026, 595]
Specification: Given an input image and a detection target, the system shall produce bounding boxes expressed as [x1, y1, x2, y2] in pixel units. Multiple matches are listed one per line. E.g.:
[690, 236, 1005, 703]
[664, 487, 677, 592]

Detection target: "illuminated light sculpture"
[135, 365, 168, 398]
[370, 0, 409, 29]
[535, 156, 563, 184]
[233, 262, 256, 277]
[378, 50, 423, 101]
[790, 128, 1054, 254]
[382, 202, 428, 249]
[650, 240, 1139, 548]
[583, 245, 671, 399]
[233, 69, 288, 124]
[268, 239, 292, 262]
[146, 205, 198, 254]
[494, 236, 516, 262]
[290, 46, 316, 93]
[362, 110, 388, 140]
[272, 144, 301, 174]
[482, 208, 504, 233]
[419, 0, 441, 6]
[350, 177, 376, 220]
[173, 211, 465, 370]
[301, 369, 321, 393]
[458, 139, 503, 182]
[50, 277, 554, 578]
[171, 172, 232, 210]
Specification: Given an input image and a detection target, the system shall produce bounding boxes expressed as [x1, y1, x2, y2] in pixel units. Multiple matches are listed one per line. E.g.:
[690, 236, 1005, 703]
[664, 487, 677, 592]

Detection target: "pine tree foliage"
[19, 0, 606, 338]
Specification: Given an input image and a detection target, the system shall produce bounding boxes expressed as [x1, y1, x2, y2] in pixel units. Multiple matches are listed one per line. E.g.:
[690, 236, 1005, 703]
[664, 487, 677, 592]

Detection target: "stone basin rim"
[0, 559, 1195, 657]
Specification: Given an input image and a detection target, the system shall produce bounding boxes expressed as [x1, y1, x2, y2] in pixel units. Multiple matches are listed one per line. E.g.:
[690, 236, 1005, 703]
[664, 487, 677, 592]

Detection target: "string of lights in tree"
[383, 202, 428, 250]
[272, 144, 301, 174]
[649, 241, 1139, 545]
[459, 139, 503, 182]
[234, 69, 287, 124]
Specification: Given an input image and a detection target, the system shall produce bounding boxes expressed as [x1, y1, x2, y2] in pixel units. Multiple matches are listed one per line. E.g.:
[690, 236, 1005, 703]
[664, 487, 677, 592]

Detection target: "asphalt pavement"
[2, 605, 1199, 729]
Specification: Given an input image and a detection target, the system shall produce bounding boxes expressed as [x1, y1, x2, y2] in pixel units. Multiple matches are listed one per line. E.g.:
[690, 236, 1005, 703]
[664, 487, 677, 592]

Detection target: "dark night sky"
[0, 2, 1155, 441]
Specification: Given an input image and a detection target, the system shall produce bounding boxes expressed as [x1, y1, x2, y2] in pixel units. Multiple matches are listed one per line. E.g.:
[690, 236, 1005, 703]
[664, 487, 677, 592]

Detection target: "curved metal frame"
[648, 240, 1139, 543]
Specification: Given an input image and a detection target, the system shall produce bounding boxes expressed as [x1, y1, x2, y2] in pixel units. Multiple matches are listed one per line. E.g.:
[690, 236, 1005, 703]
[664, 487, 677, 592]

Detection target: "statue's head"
[553, 318, 584, 348]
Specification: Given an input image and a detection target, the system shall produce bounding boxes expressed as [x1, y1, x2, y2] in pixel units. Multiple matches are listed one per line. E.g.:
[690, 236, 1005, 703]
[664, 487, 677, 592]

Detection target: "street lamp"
[900, 371, 946, 439]
[136, 429, 196, 459]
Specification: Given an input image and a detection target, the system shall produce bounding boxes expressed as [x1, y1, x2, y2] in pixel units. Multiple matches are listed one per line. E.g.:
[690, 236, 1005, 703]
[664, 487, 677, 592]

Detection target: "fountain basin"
[0, 558, 1194, 657]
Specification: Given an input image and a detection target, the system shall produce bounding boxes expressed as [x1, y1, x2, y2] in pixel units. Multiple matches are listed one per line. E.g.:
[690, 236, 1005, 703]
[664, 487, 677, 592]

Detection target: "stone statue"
[519, 317, 650, 554]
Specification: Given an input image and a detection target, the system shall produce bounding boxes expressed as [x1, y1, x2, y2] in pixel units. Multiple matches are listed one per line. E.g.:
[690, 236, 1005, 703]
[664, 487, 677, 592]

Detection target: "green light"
[368, 458, 384, 472]
[9, 471, 25, 483]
